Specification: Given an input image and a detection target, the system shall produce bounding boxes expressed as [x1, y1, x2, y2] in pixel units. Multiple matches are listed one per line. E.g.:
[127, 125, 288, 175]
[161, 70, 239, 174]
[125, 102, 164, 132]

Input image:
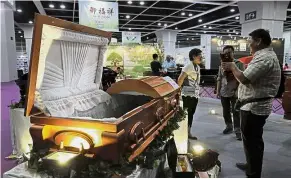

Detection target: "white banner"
[79, 0, 119, 32]
[122, 31, 141, 44]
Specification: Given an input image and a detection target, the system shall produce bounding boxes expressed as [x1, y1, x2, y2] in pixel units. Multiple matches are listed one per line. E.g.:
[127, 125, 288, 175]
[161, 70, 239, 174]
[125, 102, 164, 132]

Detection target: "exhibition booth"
[1, 0, 291, 178]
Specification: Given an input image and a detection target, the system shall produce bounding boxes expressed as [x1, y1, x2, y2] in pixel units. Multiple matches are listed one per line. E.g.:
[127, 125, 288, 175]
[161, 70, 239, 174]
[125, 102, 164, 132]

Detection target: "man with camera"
[216, 45, 244, 140]
[221, 29, 281, 178]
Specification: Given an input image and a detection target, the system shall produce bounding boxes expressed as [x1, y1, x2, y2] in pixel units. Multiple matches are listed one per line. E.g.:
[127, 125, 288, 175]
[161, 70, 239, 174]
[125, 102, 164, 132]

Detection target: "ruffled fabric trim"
[42, 24, 109, 46]
[42, 89, 112, 117]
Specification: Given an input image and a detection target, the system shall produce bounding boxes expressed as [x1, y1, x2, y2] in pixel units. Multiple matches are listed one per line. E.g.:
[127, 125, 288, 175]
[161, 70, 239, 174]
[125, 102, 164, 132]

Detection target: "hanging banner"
[122, 31, 141, 44]
[78, 0, 119, 32]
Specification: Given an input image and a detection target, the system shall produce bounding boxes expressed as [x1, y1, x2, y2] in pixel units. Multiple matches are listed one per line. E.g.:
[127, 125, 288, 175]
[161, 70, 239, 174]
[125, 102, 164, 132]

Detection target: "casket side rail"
[24, 14, 180, 163]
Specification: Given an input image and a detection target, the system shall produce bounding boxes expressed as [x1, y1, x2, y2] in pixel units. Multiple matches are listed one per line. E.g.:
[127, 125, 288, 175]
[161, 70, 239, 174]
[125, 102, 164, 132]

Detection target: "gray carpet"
[189, 98, 291, 178]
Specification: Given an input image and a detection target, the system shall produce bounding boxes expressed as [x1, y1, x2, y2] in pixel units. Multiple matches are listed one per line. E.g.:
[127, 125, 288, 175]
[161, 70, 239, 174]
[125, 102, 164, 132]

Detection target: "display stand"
[9, 108, 32, 156]
[3, 159, 166, 178]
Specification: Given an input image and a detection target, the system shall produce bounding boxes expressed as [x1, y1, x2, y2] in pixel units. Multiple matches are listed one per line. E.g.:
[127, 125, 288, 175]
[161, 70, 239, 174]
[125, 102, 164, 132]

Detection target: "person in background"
[216, 45, 244, 140]
[116, 67, 125, 79]
[150, 54, 162, 76]
[222, 29, 281, 178]
[162, 55, 177, 72]
[177, 48, 202, 140]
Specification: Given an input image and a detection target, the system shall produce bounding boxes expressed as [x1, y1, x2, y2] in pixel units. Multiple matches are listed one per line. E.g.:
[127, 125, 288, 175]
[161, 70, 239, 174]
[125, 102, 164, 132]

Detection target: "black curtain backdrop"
[210, 36, 284, 69]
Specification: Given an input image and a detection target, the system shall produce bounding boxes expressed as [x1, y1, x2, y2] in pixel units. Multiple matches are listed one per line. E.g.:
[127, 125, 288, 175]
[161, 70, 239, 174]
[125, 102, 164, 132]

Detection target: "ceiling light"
[49, 4, 54, 8]
[189, 13, 193, 17]
[187, 38, 189, 40]
[196, 33, 198, 35]
[164, 24, 167, 27]
[198, 19, 202, 23]
[128, 28, 131, 30]
[158, 22, 161, 26]
[204, 31, 206, 33]
[28, 21, 33, 24]
[228, 34, 231, 36]
[20, 35, 23, 38]
[17, 9, 22, 13]
[235, 16, 240, 20]
[126, 15, 130, 19]
[230, 9, 235, 12]
[209, 26, 212, 29]
[175, 27, 178, 30]
[236, 32, 239, 35]
[203, 25, 207, 28]
[181, 12, 185, 16]
[60, 4, 66, 9]
[227, 29, 230, 32]
[18, 31, 21, 34]
[127, 1, 132, 4]
[178, 41, 180, 43]
[140, 1, 144, 5]
[191, 38, 194, 40]
[147, 37, 149, 39]
[233, 30, 236, 33]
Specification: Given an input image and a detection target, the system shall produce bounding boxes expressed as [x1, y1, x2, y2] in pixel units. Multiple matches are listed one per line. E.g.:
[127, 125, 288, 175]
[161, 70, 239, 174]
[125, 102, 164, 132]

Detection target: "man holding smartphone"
[216, 45, 244, 140]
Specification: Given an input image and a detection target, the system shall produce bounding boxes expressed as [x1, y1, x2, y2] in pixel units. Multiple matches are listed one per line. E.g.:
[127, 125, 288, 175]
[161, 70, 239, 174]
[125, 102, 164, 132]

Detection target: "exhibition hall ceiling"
[14, 0, 291, 46]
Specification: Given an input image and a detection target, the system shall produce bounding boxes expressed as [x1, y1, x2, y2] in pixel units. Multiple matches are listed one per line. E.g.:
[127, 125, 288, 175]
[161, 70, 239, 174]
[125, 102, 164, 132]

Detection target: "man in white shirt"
[177, 48, 202, 140]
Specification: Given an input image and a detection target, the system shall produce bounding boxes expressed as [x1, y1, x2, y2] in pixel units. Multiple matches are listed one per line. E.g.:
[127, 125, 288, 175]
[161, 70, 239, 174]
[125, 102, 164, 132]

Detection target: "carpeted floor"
[1, 82, 20, 176]
[189, 98, 291, 178]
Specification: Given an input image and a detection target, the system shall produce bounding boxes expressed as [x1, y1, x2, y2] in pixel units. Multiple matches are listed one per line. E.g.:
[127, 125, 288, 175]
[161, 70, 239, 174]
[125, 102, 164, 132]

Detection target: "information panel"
[79, 0, 119, 32]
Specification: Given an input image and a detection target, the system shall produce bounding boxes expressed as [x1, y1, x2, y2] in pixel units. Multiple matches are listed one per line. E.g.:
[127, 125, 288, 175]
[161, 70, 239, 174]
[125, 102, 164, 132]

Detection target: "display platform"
[9, 108, 32, 157]
[4, 107, 220, 178]
[3, 159, 166, 178]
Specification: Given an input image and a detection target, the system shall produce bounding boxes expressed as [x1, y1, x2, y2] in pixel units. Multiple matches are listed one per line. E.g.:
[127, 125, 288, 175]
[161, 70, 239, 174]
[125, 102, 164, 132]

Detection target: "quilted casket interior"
[34, 24, 152, 122]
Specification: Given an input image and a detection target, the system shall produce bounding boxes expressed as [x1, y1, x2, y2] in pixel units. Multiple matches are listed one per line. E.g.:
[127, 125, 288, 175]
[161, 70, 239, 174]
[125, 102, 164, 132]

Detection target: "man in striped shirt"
[221, 29, 281, 178]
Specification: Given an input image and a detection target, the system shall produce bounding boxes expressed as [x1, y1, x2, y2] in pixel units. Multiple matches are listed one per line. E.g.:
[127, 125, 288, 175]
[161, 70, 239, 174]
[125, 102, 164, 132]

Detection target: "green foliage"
[127, 45, 155, 66]
[106, 52, 123, 67]
[132, 65, 145, 73]
[154, 42, 165, 62]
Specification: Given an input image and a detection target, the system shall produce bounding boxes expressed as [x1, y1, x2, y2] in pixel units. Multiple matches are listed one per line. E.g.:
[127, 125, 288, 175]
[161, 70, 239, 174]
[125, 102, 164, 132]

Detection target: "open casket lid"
[107, 76, 180, 98]
[24, 14, 112, 117]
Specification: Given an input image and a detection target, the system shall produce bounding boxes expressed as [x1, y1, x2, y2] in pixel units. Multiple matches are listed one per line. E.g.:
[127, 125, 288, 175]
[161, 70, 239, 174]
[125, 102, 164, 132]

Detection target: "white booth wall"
[1, 2, 17, 82]
[176, 46, 201, 65]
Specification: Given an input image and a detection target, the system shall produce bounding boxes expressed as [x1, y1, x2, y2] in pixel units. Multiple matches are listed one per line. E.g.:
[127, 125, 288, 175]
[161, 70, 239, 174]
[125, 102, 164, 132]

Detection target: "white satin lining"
[34, 24, 112, 120]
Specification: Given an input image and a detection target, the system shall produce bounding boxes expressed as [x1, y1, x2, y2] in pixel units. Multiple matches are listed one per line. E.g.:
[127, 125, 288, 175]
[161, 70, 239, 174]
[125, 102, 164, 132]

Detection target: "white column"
[238, 1, 289, 38]
[283, 31, 291, 66]
[19, 25, 33, 62]
[155, 30, 178, 59]
[200, 34, 212, 69]
[1, 1, 17, 82]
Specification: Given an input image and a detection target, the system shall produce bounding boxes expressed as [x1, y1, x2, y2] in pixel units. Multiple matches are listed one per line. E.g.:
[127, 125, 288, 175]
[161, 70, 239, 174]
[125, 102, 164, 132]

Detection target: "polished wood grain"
[30, 115, 117, 132]
[107, 77, 178, 98]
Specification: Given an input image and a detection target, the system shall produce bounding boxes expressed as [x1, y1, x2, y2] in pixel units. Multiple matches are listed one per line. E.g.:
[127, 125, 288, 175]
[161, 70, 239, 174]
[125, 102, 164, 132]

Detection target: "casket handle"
[129, 121, 144, 143]
[171, 98, 177, 109]
[156, 107, 164, 124]
[142, 128, 146, 139]
[134, 133, 138, 144]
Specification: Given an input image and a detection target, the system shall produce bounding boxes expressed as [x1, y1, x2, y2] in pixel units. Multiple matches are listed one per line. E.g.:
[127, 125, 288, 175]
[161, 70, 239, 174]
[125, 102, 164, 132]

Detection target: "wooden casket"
[25, 14, 180, 163]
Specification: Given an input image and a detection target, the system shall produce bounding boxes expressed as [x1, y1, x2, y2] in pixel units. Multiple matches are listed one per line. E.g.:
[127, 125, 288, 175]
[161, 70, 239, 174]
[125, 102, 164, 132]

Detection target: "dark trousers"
[221, 96, 240, 133]
[241, 110, 268, 178]
[182, 96, 198, 128]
